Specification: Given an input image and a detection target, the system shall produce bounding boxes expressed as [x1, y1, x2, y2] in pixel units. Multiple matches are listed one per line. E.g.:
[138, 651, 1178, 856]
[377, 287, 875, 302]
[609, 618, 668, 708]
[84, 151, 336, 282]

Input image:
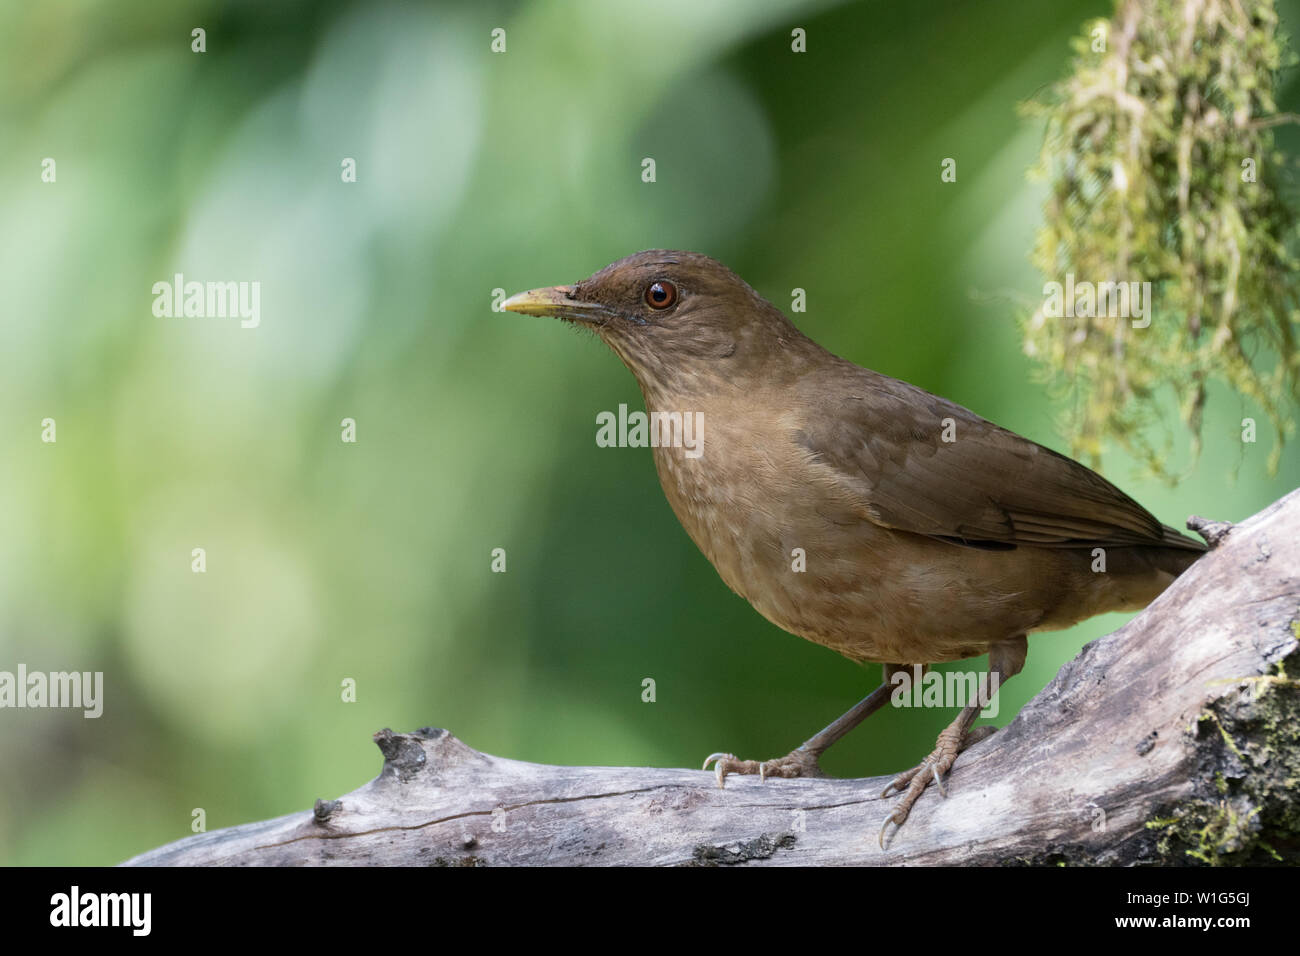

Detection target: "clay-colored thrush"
[504, 250, 1205, 846]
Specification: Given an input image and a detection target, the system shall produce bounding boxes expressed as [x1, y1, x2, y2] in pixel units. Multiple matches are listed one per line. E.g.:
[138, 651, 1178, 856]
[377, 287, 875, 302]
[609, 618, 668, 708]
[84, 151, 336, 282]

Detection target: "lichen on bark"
[1146, 655, 1300, 864]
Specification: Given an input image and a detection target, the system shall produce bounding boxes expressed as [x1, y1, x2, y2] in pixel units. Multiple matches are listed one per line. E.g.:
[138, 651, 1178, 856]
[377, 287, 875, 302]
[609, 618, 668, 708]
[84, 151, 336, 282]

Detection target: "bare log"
[122, 490, 1300, 866]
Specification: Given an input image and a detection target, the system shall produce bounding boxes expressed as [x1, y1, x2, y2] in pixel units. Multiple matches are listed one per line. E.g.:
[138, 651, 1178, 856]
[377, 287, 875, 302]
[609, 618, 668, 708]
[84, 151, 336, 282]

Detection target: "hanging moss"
[1022, 0, 1299, 481]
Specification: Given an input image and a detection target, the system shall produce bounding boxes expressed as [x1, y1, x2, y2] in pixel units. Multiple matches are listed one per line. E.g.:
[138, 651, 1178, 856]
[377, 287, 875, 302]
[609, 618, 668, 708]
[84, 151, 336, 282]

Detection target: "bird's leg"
[703, 664, 912, 787]
[878, 636, 1027, 849]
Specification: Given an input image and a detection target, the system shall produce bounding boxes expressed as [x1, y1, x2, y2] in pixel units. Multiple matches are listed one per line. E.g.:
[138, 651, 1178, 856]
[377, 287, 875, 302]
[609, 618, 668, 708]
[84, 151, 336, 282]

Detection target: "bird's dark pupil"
[652, 285, 666, 301]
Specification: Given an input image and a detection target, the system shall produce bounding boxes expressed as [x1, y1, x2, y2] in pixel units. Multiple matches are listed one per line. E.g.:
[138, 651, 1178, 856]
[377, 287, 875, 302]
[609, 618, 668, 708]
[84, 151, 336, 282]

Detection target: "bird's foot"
[702, 746, 823, 788]
[878, 724, 996, 849]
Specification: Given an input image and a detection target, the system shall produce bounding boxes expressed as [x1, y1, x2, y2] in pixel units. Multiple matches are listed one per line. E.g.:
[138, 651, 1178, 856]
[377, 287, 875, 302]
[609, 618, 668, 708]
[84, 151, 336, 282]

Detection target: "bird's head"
[502, 250, 811, 396]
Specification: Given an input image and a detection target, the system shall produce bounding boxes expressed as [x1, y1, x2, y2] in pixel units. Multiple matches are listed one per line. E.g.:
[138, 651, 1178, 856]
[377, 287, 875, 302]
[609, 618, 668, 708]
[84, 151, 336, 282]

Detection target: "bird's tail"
[1160, 522, 1209, 553]
[1142, 524, 1209, 582]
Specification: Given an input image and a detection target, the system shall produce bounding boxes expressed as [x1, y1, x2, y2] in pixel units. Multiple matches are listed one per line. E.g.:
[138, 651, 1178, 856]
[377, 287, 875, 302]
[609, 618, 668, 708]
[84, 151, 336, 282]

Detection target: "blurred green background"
[1, 0, 1296, 865]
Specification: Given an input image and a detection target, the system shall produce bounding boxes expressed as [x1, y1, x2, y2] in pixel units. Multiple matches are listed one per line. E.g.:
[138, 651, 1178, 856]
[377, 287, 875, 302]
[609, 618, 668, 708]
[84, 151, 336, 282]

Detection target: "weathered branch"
[123, 490, 1300, 866]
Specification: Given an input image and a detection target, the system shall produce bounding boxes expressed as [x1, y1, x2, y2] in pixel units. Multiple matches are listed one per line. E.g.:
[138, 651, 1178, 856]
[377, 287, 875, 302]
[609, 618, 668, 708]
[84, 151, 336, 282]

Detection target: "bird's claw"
[933, 764, 948, 798]
[879, 769, 944, 849]
[702, 748, 821, 788]
[877, 725, 979, 848]
[702, 752, 754, 788]
[702, 752, 730, 770]
[878, 815, 899, 850]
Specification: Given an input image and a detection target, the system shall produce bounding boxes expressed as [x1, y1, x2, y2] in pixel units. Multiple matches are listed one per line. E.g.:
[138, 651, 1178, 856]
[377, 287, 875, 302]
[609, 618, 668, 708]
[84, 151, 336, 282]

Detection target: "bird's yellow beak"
[502, 285, 618, 325]
[501, 285, 581, 318]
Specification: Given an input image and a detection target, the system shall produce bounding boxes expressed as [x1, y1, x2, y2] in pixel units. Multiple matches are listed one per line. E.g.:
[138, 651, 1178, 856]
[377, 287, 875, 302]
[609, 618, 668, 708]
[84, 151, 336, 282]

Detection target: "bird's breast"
[643, 397, 1074, 664]
[646, 400, 900, 658]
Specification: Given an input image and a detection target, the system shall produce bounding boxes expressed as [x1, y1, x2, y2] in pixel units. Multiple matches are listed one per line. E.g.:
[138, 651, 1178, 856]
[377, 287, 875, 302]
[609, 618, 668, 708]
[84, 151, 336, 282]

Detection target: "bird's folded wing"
[793, 371, 1205, 551]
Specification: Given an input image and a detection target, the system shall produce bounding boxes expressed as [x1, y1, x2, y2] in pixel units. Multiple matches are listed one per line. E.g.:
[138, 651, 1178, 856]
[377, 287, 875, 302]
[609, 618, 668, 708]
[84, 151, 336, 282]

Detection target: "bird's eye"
[644, 280, 678, 310]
